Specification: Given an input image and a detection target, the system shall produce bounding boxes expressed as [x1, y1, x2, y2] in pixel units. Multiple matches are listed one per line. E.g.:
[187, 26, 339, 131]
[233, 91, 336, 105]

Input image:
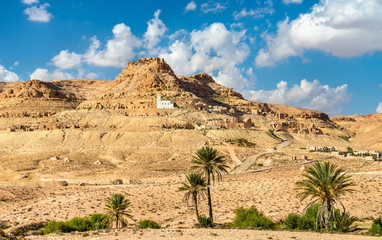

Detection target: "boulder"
[112, 179, 123, 185]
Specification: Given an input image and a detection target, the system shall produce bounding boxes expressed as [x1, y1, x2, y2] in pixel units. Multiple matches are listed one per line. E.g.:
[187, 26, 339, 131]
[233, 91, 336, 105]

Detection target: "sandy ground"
[1, 160, 381, 238]
[26, 228, 382, 240]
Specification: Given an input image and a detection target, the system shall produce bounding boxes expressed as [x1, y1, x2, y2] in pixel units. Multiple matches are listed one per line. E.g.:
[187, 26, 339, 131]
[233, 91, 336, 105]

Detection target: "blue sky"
[0, 0, 381, 116]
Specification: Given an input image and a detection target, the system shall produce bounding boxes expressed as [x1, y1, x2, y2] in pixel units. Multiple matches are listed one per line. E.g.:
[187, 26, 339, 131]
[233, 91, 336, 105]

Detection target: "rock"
[50, 156, 59, 160]
[112, 179, 123, 185]
[57, 181, 68, 186]
[64, 157, 71, 162]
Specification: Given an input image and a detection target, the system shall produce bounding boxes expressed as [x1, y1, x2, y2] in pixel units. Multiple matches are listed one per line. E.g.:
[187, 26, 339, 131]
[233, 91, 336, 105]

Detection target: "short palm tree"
[178, 172, 208, 223]
[190, 146, 229, 223]
[103, 193, 133, 229]
[296, 161, 356, 229]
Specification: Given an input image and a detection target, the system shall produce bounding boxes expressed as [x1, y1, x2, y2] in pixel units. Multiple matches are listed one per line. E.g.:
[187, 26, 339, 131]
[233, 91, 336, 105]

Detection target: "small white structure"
[157, 94, 174, 109]
[94, 160, 102, 165]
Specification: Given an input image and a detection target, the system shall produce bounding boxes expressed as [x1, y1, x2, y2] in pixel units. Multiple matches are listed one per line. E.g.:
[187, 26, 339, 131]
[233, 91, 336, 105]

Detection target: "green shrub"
[257, 163, 264, 167]
[339, 136, 351, 142]
[231, 206, 276, 230]
[268, 129, 274, 136]
[284, 213, 300, 230]
[89, 214, 108, 230]
[43, 214, 108, 235]
[198, 215, 213, 228]
[330, 210, 358, 232]
[67, 217, 92, 232]
[284, 204, 357, 232]
[137, 219, 161, 229]
[369, 217, 382, 236]
[43, 221, 74, 234]
[234, 138, 248, 144]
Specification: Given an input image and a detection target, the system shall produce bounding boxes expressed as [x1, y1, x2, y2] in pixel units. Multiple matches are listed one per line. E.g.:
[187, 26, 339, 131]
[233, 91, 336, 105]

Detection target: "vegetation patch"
[198, 215, 213, 228]
[43, 214, 108, 234]
[228, 138, 256, 147]
[137, 219, 161, 229]
[231, 206, 276, 230]
[369, 217, 382, 236]
[339, 136, 351, 142]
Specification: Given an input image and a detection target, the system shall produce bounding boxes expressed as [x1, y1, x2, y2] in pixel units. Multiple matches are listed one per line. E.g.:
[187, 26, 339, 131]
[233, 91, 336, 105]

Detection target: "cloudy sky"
[0, 0, 381, 116]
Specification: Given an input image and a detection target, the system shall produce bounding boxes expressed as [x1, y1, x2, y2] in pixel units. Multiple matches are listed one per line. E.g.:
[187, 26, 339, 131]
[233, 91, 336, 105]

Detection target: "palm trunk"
[116, 215, 119, 229]
[207, 172, 213, 223]
[193, 193, 200, 223]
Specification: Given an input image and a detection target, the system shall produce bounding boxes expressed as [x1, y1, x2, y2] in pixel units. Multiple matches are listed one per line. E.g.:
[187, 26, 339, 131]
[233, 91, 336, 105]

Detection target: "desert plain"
[0, 58, 381, 239]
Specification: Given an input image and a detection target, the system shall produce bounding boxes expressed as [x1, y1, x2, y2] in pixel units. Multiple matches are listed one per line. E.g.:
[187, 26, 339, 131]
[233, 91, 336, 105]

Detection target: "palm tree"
[190, 146, 229, 223]
[178, 172, 208, 223]
[103, 193, 132, 229]
[296, 161, 356, 229]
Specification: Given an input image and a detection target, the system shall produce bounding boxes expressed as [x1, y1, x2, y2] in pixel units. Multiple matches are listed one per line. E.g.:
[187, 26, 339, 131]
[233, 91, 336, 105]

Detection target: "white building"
[157, 94, 175, 109]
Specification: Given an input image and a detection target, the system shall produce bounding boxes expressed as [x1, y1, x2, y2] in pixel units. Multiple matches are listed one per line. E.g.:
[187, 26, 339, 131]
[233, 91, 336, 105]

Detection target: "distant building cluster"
[157, 94, 175, 109]
[306, 146, 338, 152]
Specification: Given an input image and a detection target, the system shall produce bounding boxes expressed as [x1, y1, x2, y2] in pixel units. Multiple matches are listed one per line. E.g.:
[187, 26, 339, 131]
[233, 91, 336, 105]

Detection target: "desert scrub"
[283, 204, 357, 232]
[339, 136, 351, 142]
[43, 214, 108, 234]
[198, 215, 213, 228]
[231, 206, 276, 229]
[369, 217, 382, 236]
[137, 219, 160, 229]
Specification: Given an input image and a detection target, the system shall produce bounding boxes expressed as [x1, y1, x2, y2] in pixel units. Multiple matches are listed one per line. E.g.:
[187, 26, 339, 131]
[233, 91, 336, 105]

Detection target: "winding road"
[230, 134, 290, 174]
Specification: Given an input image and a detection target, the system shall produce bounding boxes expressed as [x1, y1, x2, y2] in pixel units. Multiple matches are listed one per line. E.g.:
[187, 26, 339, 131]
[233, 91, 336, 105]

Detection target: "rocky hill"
[332, 113, 382, 150]
[0, 57, 347, 137]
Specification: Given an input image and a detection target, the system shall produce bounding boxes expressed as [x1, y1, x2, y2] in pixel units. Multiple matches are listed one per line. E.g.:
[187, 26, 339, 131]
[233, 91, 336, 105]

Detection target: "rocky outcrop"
[0, 80, 76, 100]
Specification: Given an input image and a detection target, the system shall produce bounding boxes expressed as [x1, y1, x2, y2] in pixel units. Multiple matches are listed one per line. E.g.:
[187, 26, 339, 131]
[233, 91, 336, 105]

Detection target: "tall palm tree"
[178, 172, 208, 223]
[296, 161, 355, 229]
[190, 146, 229, 223]
[103, 193, 132, 229]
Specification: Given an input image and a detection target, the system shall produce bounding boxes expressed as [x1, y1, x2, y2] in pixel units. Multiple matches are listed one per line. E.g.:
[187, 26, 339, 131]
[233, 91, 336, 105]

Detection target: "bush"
[284, 213, 300, 230]
[369, 217, 382, 236]
[43, 214, 108, 235]
[89, 214, 108, 230]
[330, 210, 358, 232]
[234, 138, 248, 144]
[339, 136, 351, 142]
[137, 219, 161, 229]
[231, 206, 276, 230]
[198, 215, 213, 228]
[43, 221, 74, 234]
[67, 217, 92, 232]
[284, 204, 357, 232]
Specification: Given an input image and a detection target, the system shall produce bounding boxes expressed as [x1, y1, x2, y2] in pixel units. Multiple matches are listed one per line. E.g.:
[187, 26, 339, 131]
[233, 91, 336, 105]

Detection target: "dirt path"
[223, 142, 243, 168]
[232, 135, 290, 174]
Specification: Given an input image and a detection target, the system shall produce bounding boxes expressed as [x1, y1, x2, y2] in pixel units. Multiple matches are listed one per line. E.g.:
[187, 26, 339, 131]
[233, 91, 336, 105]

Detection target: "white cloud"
[0, 65, 19, 82]
[201, 2, 226, 14]
[13, 61, 20, 67]
[23, 3, 52, 22]
[233, 1, 274, 20]
[160, 23, 251, 90]
[51, 50, 82, 69]
[144, 10, 168, 50]
[245, 79, 350, 116]
[283, 0, 303, 4]
[84, 23, 141, 68]
[30, 68, 74, 81]
[22, 0, 39, 5]
[377, 103, 382, 113]
[256, 0, 382, 67]
[184, 1, 197, 12]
